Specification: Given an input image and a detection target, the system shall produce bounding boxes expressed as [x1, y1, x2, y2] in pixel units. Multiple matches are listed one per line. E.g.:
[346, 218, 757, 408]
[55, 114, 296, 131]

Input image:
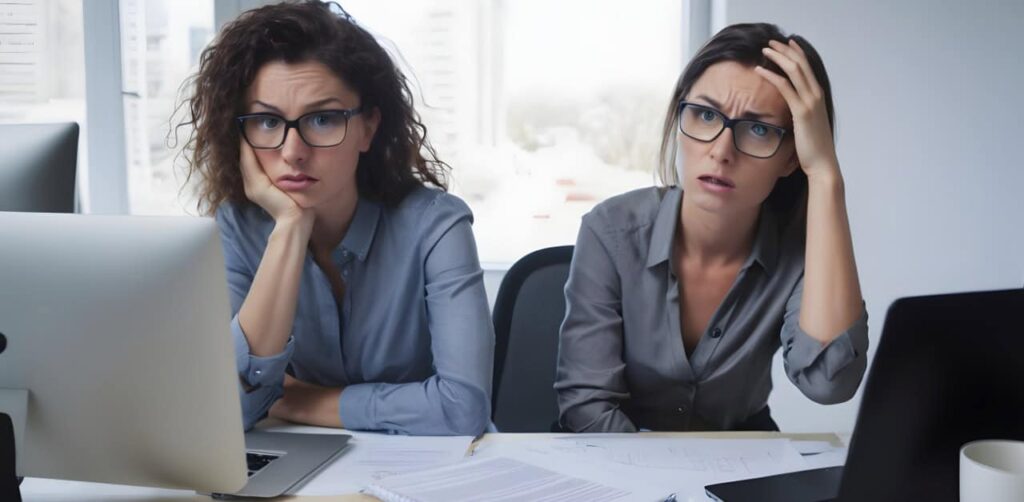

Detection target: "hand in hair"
[756, 39, 839, 181]
[758, 39, 864, 346]
[238, 140, 314, 226]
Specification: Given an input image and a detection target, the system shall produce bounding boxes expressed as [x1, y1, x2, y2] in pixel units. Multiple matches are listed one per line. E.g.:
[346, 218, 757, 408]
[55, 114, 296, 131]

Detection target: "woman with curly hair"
[179, 1, 493, 435]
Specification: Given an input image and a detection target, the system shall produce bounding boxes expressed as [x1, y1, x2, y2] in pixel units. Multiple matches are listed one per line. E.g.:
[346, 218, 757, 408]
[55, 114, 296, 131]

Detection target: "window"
[119, 0, 214, 215]
[0, 0, 86, 121]
[0, 0, 87, 180]
[340, 0, 686, 264]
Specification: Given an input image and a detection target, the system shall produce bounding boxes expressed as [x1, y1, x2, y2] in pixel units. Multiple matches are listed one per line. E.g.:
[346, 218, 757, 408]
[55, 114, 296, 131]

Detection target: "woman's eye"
[257, 117, 281, 129]
[700, 110, 717, 122]
[750, 124, 768, 137]
[310, 113, 339, 127]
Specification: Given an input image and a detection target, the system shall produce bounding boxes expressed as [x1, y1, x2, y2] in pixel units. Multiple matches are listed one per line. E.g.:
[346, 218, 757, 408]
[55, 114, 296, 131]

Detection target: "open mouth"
[698, 174, 735, 188]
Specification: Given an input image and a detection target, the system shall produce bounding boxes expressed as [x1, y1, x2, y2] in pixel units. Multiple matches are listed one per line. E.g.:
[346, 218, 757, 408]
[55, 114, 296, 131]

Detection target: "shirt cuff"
[786, 309, 869, 381]
[569, 405, 639, 433]
[338, 382, 379, 431]
[231, 314, 294, 389]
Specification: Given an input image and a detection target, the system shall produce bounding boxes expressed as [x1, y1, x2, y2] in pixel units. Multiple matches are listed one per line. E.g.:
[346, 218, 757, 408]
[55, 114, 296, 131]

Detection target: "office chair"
[491, 246, 574, 432]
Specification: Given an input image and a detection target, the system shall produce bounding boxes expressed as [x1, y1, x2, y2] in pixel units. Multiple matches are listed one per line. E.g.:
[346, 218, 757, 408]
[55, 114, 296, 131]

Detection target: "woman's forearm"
[270, 375, 344, 428]
[799, 166, 864, 344]
[238, 216, 314, 356]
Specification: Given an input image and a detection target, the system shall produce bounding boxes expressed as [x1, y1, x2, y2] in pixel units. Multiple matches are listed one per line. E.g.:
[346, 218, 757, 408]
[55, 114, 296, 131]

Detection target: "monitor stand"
[1, 412, 20, 501]
[0, 389, 27, 502]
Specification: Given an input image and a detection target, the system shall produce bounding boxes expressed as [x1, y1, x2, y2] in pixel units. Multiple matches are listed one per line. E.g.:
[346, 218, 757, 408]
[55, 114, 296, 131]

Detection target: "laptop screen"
[839, 289, 1024, 501]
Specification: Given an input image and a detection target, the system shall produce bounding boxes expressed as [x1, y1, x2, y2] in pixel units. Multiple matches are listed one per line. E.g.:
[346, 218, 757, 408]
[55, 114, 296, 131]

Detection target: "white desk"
[20, 429, 846, 501]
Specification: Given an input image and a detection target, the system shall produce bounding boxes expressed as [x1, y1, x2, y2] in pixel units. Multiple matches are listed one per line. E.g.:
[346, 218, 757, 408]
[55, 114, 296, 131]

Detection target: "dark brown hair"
[178, 0, 448, 213]
[659, 23, 835, 215]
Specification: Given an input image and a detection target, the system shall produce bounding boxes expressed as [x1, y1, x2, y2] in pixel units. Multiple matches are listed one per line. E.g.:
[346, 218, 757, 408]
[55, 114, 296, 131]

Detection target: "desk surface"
[21, 430, 845, 501]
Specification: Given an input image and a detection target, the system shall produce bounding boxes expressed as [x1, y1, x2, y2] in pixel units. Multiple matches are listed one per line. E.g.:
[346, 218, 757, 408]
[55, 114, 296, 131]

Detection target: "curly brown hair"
[177, 0, 448, 214]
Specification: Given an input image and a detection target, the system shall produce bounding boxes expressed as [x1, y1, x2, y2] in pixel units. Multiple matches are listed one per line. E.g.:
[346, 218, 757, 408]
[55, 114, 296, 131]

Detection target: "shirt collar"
[645, 187, 682, 269]
[645, 187, 780, 275]
[746, 207, 780, 275]
[336, 196, 381, 262]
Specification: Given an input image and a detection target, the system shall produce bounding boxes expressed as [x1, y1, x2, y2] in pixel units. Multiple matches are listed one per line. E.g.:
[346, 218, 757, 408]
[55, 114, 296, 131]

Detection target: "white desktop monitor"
[0, 212, 248, 493]
[0, 122, 79, 213]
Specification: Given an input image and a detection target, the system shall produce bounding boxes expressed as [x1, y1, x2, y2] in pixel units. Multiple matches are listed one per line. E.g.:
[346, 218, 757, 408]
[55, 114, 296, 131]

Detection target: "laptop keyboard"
[246, 452, 281, 478]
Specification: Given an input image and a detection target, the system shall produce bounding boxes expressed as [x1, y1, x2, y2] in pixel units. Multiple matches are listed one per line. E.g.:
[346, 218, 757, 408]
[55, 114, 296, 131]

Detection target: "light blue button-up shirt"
[216, 186, 494, 435]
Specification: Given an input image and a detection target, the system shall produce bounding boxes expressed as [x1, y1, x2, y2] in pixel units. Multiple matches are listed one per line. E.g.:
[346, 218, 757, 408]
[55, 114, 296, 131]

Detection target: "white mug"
[960, 439, 1024, 501]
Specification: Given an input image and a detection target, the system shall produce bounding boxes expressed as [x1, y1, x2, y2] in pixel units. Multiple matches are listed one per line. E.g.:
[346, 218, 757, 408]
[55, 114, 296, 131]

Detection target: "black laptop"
[706, 288, 1024, 502]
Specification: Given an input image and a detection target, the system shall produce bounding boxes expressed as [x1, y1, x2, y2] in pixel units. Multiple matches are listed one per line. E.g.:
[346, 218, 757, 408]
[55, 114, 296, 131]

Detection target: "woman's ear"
[358, 107, 381, 153]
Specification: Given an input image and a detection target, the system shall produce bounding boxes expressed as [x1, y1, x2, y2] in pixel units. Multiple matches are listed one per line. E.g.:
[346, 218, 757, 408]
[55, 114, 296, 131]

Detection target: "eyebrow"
[250, 97, 348, 114]
[692, 95, 775, 120]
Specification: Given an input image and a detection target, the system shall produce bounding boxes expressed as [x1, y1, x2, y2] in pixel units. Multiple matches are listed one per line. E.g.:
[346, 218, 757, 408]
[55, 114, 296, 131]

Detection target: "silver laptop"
[227, 431, 350, 498]
[0, 212, 349, 497]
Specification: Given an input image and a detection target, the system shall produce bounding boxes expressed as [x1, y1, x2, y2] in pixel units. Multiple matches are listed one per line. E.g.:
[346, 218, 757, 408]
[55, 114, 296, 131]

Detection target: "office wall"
[721, 0, 1024, 432]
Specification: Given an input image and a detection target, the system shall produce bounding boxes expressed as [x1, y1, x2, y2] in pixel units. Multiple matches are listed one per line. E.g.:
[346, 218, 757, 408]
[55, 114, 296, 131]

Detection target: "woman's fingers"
[766, 40, 823, 101]
[762, 45, 814, 107]
[782, 39, 823, 98]
[783, 39, 823, 99]
[754, 64, 803, 115]
[767, 40, 814, 92]
[238, 141, 263, 199]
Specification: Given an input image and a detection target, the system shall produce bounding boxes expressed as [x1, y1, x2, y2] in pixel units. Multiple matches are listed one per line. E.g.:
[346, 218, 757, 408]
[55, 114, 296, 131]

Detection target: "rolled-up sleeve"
[780, 274, 869, 404]
[555, 216, 637, 433]
[338, 196, 493, 436]
[216, 206, 293, 430]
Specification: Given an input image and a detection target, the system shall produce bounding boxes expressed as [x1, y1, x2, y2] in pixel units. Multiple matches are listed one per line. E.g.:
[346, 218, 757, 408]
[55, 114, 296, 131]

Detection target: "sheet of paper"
[552, 436, 805, 474]
[269, 428, 474, 496]
[363, 456, 632, 502]
[472, 435, 811, 501]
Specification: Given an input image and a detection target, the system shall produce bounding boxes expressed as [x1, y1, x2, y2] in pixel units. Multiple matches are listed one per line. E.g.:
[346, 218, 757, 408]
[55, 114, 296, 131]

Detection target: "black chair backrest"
[491, 246, 573, 432]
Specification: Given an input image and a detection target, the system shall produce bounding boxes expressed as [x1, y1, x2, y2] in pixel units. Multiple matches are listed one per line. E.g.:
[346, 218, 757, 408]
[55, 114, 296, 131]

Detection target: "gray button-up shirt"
[216, 186, 494, 435]
[555, 187, 869, 432]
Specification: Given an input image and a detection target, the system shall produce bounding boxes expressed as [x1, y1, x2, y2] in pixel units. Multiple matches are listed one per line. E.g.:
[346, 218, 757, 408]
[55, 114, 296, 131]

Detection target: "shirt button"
[254, 369, 262, 376]
[711, 327, 723, 338]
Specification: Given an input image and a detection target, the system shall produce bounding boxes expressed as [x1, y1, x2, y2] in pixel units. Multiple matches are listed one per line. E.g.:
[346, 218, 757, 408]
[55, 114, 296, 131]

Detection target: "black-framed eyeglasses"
[677, 101, 789, 159]
[236, 107, 363, 149]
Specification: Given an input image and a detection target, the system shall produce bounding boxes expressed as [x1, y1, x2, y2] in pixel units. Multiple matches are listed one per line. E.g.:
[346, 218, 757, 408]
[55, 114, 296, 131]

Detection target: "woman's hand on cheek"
[239, 141, 314, 226]
[755, 39, 840, 182]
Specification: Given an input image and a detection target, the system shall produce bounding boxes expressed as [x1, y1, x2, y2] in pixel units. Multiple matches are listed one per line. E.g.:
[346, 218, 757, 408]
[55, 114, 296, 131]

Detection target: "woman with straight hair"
[555, 23, 869, 432]
[179, 1, 493, 436]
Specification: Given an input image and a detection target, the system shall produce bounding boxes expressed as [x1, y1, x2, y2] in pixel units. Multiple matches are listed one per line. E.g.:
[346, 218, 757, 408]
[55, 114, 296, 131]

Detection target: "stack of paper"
[262, 422, 842, 500]
[286, 431, 475, 496]
[470, 435, 813, 500]
[363, 456, 631, 502]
